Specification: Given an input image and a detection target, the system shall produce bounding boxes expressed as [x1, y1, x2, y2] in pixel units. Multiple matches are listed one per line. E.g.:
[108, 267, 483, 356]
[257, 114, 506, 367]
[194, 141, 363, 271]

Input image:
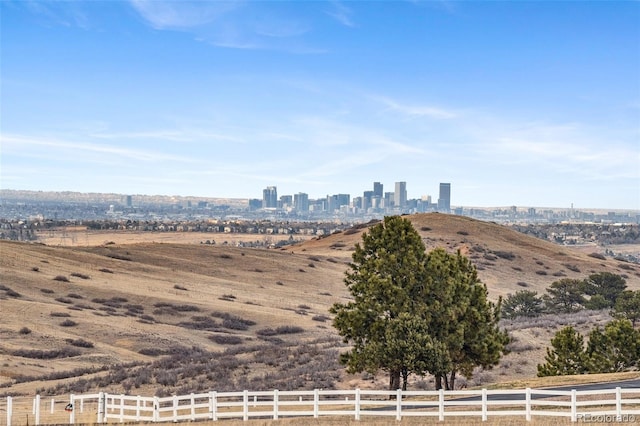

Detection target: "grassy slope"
[1, 213, 639, 397]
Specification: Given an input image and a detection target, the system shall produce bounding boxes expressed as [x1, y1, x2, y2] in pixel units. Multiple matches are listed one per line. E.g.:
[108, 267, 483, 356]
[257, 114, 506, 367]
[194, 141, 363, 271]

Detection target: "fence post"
[355, 388, 361, 421]
[209, 392, 216, 421]
[570, 389, 577, 422]
[243, 390, 249, 421]
[172, 395, 178, 422]
[136, 395, 141, 421]
[69, 394, 75, 425]
[273, 390, 279, 420]
[438, 389, 445, 421]
[153, 396, 159, 422]
[35, 394, 41, 425]
[525, 388, 531, 422]
[7, 396, 12, 426]
[190, 393, 195, 421]
[396, 389, 402, 421]
[616, 387, 622, 422]
[482, 388, 488, 421]
[120, 394, 125, 423]
[80, 397, 84, 413]
[313, 389, 319, 419]
[51, 398, 54, 414]
[97, 392, 105, 424]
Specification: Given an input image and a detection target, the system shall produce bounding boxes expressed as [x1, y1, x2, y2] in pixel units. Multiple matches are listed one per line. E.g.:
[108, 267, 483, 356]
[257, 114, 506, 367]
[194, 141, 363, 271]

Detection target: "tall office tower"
[394, 181, 407, 208]
[363, 190, 374, 210]
[294, 193, 309, 212]
[262, 186, 278, 209]
[125, 195, 132, 208]
[385, 192, 394, 208]
[373, 182, 383, 198]
[437, 183, 451, 212]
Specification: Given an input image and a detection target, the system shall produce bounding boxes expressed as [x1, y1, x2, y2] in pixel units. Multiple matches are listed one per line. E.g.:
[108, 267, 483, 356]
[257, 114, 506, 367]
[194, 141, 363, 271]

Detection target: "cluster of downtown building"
[250, 182, 452, 218]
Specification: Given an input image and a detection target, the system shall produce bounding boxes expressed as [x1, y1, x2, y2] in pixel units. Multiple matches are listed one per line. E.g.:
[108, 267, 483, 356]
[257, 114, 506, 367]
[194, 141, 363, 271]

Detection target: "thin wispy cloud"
[372, 95, 458, 120]
[325, 1, 355, 27]
[1, 134, 200, 164]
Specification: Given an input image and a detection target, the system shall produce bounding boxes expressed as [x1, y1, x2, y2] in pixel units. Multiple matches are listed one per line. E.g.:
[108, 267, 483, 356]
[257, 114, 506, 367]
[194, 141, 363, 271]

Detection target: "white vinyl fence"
[2, 387, 639, 425]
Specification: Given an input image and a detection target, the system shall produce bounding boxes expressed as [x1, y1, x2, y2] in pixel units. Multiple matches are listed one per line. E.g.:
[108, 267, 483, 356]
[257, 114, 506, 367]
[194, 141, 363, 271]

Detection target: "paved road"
[445, 379, 640, 402]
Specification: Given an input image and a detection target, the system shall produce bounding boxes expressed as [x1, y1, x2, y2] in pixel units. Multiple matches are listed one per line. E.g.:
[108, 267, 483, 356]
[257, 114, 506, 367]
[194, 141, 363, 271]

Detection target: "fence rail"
[2, 387, 639, 425]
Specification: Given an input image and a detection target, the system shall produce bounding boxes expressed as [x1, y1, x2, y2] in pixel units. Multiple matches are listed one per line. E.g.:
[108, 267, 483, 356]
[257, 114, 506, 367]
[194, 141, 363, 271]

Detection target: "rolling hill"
[1, 213, 638, 397]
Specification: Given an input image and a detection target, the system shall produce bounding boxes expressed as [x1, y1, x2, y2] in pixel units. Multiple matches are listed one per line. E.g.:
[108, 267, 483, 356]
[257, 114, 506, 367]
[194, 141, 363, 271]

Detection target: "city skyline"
[1, 1, 639, 209]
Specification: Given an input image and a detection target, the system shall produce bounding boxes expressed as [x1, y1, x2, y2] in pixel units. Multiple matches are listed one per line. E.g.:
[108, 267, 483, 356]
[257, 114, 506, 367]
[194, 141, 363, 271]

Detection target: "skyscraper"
[373, 182, 383, 198]
[262, 186, 278, 209]
[394, 181, 407, 208]
[294, 193, 309, 212]
[438, 183, 451, 212]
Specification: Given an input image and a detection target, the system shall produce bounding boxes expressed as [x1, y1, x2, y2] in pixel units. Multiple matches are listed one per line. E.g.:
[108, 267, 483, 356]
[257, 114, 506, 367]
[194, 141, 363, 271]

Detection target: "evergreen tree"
[543, 279, 586, 313]
[330, 216, 445, 391]
[426, 248, 509, 390]
[586, 319, 640, 373]
[537, 326, 588, 376]
[501, 290, 544, 319]
[331, 217, 509, 391]
[583, 272, 627, 308]
[612, 290, 640, 327]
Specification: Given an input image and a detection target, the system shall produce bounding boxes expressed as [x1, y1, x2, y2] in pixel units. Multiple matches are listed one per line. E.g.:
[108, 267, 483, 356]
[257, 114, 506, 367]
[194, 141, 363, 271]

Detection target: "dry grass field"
[1, 213, 639, 403]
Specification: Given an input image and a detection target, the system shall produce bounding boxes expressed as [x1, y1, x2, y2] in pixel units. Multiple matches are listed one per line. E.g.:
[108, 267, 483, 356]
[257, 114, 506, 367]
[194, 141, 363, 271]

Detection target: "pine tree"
[501, 290, 544, 319]
[331, 216, 509, 391]
[543, 279, 586, 313]
[612, 290, 640, 327]
[537, 326, 588, 376]
[586, 319, 640, 373]
[583, 272, 627, 308]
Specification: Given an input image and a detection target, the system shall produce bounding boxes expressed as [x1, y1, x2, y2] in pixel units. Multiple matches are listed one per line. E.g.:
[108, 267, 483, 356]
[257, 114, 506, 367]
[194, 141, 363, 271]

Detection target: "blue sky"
[1, 1, 639, 209]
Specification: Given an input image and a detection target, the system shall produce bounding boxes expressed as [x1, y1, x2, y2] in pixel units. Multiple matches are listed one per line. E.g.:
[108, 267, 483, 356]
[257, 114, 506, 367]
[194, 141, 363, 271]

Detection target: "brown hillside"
[1, 213, 639, 398]
[292, 213, 640, 297]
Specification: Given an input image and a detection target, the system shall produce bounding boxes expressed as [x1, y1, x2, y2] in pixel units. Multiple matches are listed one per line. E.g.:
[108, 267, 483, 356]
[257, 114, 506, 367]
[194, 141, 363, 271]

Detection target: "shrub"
[173, 284, 188, 291]
[420, 227, 431, 231]
[55, 297, 74, 304]
[5, 289, 21, 298]
[40, 288, 55, 294]
[98, 268, 114, 273]
[493, 251, 516, 260]
[535, 270, 548, 276]
[53, 275, 69, 282]
[209, 335, 243, 345]
[19, 327, 32, 335]
[12, 348, 81, 359]
[50, 312, 71, 317]
[70, 272, 90, 279]
[106, 253, 131, 261]
[31, 267, 40, 272]
[67, 293, 83, 299]
[66, 338, 94, 348]
[457, 230, 469, 236]
[563, 264, 581, 273]
[588, 253, 606, 260]
[219, 254, 232, 259]
[219, 294, 236, 302]
[60, 319, 78, 327]
[312, 315, 330, 322]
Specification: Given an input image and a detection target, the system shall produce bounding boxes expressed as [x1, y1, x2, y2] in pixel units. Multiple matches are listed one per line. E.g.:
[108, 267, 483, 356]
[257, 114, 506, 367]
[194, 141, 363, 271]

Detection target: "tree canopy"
[330, 216, 509, 391]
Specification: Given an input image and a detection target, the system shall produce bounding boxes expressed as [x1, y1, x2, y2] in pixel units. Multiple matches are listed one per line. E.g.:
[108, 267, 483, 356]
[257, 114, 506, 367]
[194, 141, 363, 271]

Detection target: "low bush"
[18, 327, 32, 335]
[40, 288, 55, 294]
[60, 319, 78, 327]
[12, 348, 81, 359]
[55, 297, 73, 304]
[98, 268, 114, 273]
[70, 272, 90, 279]
[208, 335, 243, 345]
[66, 338, 94, 348]
[173, 284, 188, 291]
[53, 275, 69, 282]
[50, 312, 71, 317]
